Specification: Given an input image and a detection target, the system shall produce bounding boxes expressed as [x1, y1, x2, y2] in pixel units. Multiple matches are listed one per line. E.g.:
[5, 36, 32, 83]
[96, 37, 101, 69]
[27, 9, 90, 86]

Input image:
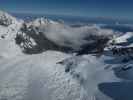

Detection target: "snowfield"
[0, 51, 80, 100]
[0, 11, 133, 100]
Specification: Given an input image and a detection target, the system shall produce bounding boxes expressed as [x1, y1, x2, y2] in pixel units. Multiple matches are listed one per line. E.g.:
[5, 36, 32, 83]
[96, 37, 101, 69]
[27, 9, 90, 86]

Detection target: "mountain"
[112, 32, 133, 45]
[23, 17, 113, 53]
[0, 11, 19, 26]
[0, 11, 133, 100]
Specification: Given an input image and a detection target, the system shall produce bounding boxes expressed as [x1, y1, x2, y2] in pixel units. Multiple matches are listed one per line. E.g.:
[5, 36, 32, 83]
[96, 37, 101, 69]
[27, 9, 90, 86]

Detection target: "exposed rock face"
[15, 23, 73, 54]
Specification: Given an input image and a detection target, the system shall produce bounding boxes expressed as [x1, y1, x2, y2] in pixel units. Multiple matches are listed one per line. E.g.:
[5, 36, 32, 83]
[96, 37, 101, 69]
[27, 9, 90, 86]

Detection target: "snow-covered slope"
[0, 11, 19, 26]
[60, 54, 133, 100]
[0, 11, 81, 100]
[0, 11, 24, 58]
[112, 32, 133, 44]
[103, 31, 133, 55]
[0, 10, 24, 39]
[0, 51, 80, 100]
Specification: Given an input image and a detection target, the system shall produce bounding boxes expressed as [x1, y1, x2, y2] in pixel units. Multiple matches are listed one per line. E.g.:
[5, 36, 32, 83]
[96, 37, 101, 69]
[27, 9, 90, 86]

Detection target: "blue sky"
[0, 0, 133, 19]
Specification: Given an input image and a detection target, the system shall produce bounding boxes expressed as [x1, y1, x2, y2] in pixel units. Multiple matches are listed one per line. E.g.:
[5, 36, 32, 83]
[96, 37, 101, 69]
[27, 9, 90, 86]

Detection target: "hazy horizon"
[0, 0, 133, 20]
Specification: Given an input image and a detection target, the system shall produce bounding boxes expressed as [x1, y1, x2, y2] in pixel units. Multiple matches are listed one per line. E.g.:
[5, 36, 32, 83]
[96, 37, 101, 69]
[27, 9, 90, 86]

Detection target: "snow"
[113, 32, 133, 44]
[61, 55, 123, 100]
[0, 51, 80, 100]
[0, 13, 81, 99]
[0, 10, 18, 26]
[0, 10, 133, 100]
[0, 12, 81, 98]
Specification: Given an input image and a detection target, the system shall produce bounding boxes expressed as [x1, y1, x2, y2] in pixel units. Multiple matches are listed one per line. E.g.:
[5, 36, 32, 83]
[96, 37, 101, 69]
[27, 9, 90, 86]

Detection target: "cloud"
[30, 18, 114, 50]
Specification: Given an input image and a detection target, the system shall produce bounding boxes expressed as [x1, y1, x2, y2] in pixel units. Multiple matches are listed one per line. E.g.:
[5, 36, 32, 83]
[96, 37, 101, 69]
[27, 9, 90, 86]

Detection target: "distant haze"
[0, 0, 133, 20]
[11, 13, 133, 25]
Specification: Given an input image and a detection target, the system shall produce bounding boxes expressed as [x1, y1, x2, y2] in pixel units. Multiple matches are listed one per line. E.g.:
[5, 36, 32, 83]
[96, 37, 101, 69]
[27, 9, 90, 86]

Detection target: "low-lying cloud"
[29, 18, 114, 50]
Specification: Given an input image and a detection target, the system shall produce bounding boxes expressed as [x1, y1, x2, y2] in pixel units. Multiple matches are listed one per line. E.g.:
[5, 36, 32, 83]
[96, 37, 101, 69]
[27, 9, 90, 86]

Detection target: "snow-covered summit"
[107, 32, 133, 50]
[114, 32, 133, 44]
[28, 17, 59, 27]
[0, 10, 19, 26]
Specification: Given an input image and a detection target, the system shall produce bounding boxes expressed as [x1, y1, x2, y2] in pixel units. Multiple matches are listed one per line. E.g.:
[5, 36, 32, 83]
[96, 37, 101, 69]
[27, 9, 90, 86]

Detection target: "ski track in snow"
[0, 52, 80, 100]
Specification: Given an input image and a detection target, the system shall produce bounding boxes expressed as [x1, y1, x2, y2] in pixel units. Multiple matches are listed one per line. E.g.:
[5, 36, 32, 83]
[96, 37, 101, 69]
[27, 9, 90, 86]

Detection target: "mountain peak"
[0, 10, 18, 26]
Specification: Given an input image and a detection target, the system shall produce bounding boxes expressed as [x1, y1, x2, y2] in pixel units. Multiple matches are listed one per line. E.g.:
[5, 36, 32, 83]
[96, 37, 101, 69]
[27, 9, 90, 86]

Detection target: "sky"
[0, 0, 133, 19]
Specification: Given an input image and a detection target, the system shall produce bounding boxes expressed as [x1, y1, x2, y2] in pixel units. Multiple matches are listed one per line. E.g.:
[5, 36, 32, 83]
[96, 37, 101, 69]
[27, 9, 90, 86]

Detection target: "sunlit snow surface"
[0, 51, 80, 100]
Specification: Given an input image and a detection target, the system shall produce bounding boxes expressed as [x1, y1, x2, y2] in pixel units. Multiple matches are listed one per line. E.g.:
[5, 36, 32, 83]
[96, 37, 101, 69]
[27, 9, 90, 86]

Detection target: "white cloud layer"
[29, 18, 114, 50]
